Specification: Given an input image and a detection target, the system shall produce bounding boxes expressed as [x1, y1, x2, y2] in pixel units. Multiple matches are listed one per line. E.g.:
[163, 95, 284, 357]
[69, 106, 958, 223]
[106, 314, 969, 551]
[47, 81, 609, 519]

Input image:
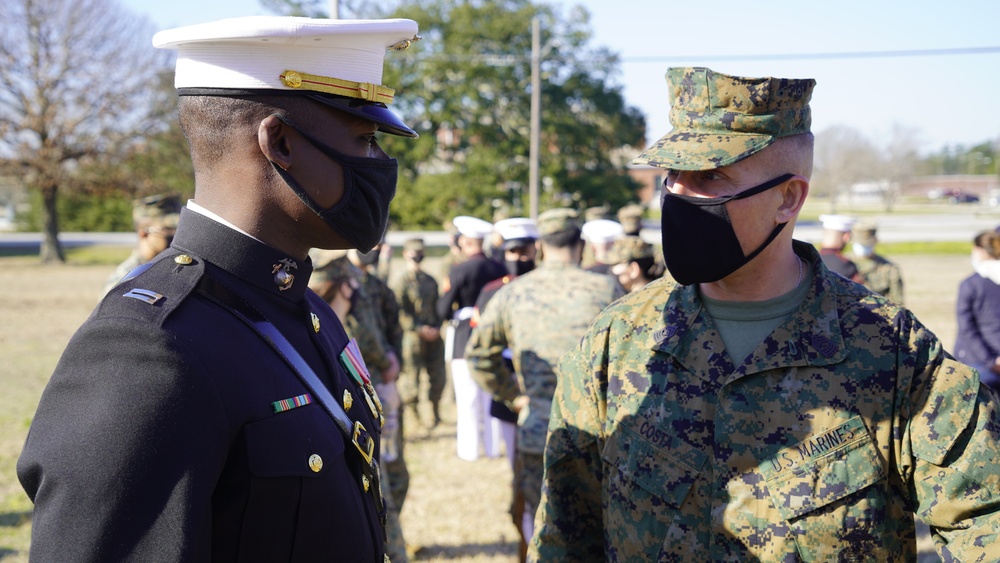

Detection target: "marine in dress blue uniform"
[436, 216, 507, 460]
[18, 16, 420, 562]
[580, 218, 623, 276]
[818, 214, 863, 282]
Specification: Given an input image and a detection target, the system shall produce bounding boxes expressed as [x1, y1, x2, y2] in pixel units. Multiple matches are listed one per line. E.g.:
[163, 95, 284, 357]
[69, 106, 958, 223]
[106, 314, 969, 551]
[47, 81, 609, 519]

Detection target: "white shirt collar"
[185, 200, 262, 242]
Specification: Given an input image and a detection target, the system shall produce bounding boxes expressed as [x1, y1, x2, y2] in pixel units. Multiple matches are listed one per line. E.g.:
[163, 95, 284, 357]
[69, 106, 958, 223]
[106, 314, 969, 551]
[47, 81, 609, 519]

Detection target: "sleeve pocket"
[245, 406, 346, 478]
[762, 417, 884, 521]
[602, 422, 707, 508]
[908, 359, 978, 465]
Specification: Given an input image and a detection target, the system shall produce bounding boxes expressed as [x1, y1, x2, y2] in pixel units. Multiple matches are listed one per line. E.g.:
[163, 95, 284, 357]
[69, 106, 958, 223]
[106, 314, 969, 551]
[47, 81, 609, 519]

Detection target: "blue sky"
[124, 0, 1000, 155]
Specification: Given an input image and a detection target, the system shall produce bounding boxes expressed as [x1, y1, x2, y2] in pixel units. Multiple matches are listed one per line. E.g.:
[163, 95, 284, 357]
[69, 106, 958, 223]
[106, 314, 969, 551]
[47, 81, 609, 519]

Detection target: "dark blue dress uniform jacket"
[18, 209, 385, 562]
[435, 253, 506, 360]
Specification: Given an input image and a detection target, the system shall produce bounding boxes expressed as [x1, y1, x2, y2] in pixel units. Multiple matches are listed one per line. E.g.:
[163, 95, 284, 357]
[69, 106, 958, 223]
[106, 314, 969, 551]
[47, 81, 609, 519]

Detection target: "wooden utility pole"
[528, 17, 540, 220]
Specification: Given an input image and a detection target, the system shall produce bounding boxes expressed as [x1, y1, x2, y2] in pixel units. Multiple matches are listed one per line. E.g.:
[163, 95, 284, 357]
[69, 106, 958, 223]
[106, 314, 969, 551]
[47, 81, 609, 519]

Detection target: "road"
[1, 213, 998, 250]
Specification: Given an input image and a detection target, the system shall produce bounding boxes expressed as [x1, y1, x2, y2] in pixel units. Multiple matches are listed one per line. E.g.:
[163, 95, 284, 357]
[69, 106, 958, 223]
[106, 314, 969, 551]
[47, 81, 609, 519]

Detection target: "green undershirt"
[700, 261, 813, 365]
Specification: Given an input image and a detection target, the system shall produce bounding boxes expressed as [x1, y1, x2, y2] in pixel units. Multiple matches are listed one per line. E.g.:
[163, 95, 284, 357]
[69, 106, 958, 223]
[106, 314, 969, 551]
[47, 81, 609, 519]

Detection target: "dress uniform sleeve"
[465, 287, 520, 404]
[17, 317, 230, 561]
[436, 269, 461, 321]
[894, 311, 1000, 560]
[529, 322, 608, 562]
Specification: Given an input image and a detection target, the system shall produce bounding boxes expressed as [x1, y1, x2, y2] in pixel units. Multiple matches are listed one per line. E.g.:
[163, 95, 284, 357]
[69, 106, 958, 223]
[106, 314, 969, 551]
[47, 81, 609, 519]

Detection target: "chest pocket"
[761, 416, 883, 521]
[601, 420, 707, 561]
[604, 422, 707, 506]
[245, 405, 345, 477]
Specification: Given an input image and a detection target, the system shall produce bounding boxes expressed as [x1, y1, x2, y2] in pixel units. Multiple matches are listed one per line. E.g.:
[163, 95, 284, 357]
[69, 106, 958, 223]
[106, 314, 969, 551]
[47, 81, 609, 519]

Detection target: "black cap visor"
[178, 88, 418, 138]
[502, 237, 537, 251]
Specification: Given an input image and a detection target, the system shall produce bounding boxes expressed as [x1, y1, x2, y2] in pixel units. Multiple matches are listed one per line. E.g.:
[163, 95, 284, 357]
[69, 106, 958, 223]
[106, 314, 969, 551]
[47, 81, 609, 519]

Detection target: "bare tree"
[813, 125, 880, 213]
[878, 124, 923, 212]
[0, 0, 170, 262]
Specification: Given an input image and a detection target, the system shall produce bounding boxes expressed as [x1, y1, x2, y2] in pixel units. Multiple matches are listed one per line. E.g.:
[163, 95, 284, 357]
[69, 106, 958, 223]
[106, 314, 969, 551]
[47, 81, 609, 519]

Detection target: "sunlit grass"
[0, 245, 130, 265]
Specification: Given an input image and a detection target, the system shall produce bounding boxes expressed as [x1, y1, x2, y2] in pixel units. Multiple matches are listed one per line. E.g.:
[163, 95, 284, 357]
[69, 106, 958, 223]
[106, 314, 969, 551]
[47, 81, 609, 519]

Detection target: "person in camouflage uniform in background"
[347, 247, 410, 547]
[466, 209, 624, 549]
[309, 254, 409, 563]
[531, 67, 1000, 562]
[391, 238, 447, 427]
[100, 194, 182, 298]
[607, 235, 665, 293]
[616, 203, 645, 237]
[350, 245, 405, 365]
[849, 219, 904, 304]
[439, 218, 466, 293]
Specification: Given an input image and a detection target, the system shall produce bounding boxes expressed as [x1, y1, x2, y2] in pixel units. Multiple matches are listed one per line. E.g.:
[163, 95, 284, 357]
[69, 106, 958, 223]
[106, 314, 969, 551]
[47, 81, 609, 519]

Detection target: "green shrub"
[16, 192, 133, 232]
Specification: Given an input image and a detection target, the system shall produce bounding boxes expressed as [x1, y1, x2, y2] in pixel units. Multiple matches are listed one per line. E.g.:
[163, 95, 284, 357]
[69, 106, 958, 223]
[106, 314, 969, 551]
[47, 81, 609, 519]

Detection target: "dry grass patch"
[0, 253, 971, 561]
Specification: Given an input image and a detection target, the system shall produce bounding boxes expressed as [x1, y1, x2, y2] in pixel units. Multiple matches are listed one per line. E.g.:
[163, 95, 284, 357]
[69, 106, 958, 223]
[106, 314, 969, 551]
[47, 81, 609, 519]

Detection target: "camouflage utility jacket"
[465, 260, 624, 454]
[531, 242, 1000, 562]
[853, 252, 904, 305]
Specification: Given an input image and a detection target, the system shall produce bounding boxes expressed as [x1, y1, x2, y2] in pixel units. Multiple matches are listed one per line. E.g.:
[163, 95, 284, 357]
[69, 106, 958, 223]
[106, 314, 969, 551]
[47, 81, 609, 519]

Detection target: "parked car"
[948, 190, 980, 204]
[928, 188, 980, 204]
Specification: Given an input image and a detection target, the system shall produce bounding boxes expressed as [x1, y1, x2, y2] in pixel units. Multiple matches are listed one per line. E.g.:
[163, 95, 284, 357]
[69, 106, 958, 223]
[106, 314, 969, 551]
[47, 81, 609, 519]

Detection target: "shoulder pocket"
[245, 406, 346, 478]
[761, 416, 884, 521]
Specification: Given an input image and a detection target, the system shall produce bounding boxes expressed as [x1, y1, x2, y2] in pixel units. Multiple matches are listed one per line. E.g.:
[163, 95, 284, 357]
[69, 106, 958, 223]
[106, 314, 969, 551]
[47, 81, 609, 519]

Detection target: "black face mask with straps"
[659, 173, 794, 285]
[505, 259, 535, 277]
[270, 115, 398, 252]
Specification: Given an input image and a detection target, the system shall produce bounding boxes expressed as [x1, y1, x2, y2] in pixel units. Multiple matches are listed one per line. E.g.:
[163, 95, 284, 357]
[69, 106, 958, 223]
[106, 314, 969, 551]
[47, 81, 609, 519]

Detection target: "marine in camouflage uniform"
[466, 209, 624, 537]
[616, 203, 644, 237]
[349, 249, 411, 551]
[607, 235, 664, 293]
[352, 246, 405, 362]
[311, 255, 409, 563]
[531, 67, 1000, 562]
[391, 238, 447, 425]
[100, 194, 182, 298]
[850, 220, 904, 304]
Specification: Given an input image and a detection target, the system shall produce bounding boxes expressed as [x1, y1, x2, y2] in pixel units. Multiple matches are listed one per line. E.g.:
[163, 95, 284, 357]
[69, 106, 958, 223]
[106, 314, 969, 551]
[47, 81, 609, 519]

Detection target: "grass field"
[0, 247, 975, 561]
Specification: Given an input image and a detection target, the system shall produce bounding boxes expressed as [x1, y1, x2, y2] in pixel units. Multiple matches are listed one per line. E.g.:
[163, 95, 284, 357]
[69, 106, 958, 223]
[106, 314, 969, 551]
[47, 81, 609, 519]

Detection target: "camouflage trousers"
[381, 457, 408, 563]
[398, 331, 446, 406]
[515, 450, 544, 525]
[385, 418, 410, 509]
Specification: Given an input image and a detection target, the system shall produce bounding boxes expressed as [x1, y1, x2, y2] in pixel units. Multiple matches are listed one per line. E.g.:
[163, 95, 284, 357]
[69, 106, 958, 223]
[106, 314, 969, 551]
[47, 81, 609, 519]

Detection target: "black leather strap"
[196, 275, 385, 520]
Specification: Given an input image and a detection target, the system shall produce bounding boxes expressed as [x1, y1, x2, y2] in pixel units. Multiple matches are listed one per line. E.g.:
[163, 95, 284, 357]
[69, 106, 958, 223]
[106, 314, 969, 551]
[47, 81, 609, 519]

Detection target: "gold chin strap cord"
[280, 69, 394, 103]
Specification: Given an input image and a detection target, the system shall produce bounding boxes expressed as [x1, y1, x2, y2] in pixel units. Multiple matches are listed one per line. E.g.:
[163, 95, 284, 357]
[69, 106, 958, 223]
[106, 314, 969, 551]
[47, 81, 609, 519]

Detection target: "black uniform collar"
[172, 207, 313, 303]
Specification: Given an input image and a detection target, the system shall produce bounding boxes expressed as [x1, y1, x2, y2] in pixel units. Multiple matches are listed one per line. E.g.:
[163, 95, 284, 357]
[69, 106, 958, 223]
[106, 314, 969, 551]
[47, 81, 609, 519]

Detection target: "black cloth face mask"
[660, 173, 794, 285]
[505, 259, 535, 277]
[270, 115, 398, 252]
